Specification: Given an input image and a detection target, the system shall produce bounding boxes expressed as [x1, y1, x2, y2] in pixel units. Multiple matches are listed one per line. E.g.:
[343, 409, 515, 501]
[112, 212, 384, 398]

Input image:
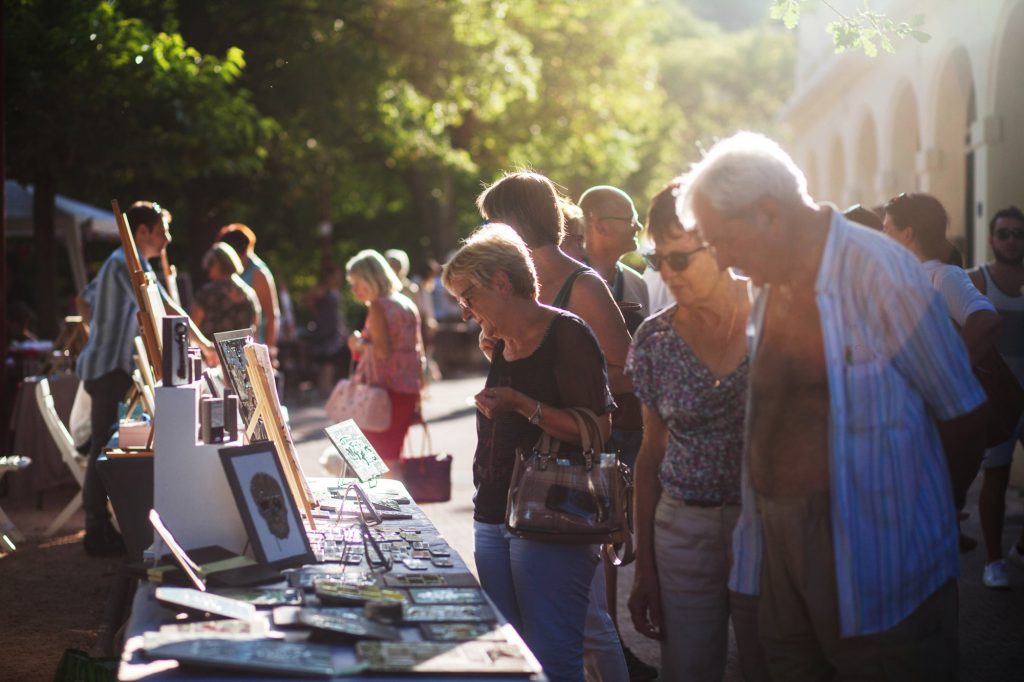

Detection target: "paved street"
[289, 374, 1024, 681]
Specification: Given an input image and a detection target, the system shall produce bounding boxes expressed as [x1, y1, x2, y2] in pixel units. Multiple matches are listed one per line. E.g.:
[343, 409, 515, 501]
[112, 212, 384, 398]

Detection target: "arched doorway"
[854, 113, 879, 207]
[931, 45, 976, 262]
[890, 83, 921, 197]
[985, 0, 1024, 260]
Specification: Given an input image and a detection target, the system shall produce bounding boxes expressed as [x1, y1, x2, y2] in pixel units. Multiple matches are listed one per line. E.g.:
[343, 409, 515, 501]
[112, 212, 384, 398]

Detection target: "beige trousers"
[654, 496, 770, 681]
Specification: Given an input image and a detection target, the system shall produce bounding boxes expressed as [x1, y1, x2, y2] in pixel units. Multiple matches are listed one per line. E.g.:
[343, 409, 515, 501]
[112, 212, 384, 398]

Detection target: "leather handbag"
[505, 407, 633, 563]
[324, 352, 392, 433]
[400, 420, 452, 503]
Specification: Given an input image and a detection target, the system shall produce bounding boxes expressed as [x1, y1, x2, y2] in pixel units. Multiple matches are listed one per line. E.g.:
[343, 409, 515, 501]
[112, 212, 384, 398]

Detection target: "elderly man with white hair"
[677, 132, 987, 680]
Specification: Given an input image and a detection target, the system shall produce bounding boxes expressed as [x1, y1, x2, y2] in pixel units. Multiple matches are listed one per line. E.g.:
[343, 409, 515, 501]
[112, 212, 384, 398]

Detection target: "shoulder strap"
[612, 264, 625, 303]
[552, 266, 590, 310]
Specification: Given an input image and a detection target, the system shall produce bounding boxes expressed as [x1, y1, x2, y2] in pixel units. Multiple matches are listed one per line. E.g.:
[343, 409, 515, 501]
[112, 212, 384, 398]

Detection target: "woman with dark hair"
[217, 223, 281, 358]
[882, 193, 1000, 365]
[443, 223, 615, 682]
[191, 242, 261, 339]
[627, 181, 768, 681]
[477, 171, 635, 679]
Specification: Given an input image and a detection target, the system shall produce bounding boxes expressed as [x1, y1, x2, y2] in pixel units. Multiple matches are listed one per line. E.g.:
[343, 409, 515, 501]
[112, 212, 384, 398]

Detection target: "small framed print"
[213, 330, 264, 439]
[219, 443, 316, 570]
[322, 420, 389, 482]
[400, 604, 496, 623]
[418, 622, 505, 642]
[408, 587, 485, 605]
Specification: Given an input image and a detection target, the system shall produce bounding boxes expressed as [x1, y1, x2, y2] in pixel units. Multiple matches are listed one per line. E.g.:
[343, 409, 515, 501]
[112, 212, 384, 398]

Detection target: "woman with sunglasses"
[626, 181, 767, 681]
[442, 224, 615, 682]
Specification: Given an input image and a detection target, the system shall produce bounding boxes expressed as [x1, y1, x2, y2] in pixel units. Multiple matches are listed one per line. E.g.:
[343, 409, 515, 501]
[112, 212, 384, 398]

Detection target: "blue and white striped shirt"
[76, 247, 158, 382]
[729, 211, 985, 637]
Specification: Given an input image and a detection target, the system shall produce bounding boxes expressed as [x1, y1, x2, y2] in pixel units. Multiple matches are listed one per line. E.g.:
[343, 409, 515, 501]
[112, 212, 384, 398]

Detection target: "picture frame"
[219, 443, 316, 569]
[213, 329, 264, 441]
[322, 420, 389, 482]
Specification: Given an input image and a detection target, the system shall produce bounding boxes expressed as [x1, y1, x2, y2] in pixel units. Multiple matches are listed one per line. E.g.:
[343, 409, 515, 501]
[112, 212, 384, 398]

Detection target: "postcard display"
[153, 381, 249, 554]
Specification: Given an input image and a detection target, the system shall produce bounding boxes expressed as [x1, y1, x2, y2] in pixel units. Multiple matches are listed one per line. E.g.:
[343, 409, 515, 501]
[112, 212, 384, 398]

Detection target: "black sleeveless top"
[473, 311, 615, 523]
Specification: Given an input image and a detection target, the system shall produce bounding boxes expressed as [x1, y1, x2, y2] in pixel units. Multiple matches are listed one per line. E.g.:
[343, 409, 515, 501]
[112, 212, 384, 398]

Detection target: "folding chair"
[0, 455, 32, 552]
[36, 378, 89, 538]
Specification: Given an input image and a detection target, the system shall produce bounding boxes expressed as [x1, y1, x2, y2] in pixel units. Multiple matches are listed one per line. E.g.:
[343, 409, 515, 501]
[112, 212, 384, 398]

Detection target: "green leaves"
[769, 0, 803, 30]
[770, 0, 930, 56]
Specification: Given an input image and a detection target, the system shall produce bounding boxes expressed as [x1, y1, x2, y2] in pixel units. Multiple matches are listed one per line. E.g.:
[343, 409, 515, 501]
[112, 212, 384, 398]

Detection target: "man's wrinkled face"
[990, 216, 1024, 264]
[692, 192, 768, 285]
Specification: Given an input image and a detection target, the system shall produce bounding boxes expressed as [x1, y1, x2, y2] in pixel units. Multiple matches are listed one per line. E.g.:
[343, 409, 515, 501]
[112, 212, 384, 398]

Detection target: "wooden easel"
[112, 199, 165, 382]
[243, 343, 318, 528]
[160, 249, 181, 308]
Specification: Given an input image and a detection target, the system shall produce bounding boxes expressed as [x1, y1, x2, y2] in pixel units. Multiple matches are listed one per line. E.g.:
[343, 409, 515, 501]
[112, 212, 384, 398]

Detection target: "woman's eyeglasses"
[644, 246, 707, 272]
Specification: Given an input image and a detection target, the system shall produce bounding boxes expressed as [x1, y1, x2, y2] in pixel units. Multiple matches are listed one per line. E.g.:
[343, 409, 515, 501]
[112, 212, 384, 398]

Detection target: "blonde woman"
[443, 224, 614, 682]
[345, 249, 424, 462]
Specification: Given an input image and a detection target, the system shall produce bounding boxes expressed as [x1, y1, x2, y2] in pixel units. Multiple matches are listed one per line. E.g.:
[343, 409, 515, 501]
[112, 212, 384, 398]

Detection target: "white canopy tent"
[5, 180, 119, 292]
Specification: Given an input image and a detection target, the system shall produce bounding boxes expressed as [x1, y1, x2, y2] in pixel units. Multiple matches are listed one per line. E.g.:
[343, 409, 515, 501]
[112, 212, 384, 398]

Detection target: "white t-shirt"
[642, 267, 675, 315]
[922, 260, 995, 327]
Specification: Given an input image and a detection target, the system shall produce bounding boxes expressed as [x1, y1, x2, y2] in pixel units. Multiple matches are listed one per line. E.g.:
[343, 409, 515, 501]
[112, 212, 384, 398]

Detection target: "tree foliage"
[770, 0, 929, 56]
[6, 0, 795, 330]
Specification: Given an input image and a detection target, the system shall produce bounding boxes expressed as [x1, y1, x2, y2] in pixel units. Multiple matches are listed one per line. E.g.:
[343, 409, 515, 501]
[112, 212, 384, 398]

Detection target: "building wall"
[780, 0, 1024, 265]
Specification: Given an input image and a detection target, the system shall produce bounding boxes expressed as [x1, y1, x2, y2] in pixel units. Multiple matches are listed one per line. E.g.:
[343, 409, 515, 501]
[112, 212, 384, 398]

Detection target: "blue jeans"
[474, 521, 598, 682]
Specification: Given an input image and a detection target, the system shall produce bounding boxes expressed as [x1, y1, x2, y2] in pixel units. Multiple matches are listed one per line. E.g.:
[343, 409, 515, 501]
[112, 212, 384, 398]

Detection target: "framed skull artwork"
[219, 442, 316, 568]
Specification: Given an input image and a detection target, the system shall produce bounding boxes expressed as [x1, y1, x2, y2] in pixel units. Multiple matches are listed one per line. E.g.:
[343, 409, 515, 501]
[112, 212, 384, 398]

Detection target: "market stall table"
[117, 478, 545, 681]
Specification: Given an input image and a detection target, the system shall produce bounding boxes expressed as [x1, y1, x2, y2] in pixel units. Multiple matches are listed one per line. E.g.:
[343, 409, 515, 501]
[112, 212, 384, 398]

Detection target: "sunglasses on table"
[644, 246, 707, 272]
[994, 228, 1024, 240]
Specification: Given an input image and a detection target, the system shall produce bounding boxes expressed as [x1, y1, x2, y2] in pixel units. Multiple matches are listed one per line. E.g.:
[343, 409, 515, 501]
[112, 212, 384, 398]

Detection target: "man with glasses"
[578, 185, 656, 682]
[578, 186, 650, 334]
[969, 205, 1024, 588]
[680, 132, 987, 680]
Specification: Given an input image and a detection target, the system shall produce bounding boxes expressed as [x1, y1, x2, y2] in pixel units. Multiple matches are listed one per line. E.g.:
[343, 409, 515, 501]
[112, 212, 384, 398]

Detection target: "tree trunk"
[33, 169, 59, 338]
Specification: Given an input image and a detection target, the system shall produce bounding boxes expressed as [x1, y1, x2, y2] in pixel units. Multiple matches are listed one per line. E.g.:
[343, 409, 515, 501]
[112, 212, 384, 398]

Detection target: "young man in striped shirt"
[678, 132, 987, 680]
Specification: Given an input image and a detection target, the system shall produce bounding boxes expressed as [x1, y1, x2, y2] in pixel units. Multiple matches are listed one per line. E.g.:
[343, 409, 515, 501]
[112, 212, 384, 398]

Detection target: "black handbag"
[505, 407, 633, 563]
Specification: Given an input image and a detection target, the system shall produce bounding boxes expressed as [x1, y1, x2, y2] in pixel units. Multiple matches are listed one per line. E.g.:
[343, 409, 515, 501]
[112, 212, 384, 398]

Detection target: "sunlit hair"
[646, 180, 685, 243]
[217, 223, 257, 258]
[202, 242, 244, 276]
[476, 171, 564, 248]
[675, 131, 812, 228]
[126, 201, 171, 232]
[441, 223, 539, 300]
[384, 248, 410, 279]
[578, 185, 636, 235]
[884, 192, 950, 261]
[558, 197, 585, 244]
[346, 249, 403, 299]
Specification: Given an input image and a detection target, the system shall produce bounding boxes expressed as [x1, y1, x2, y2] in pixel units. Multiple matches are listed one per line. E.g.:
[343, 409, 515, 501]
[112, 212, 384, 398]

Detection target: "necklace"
[676, 295, 740, 388]
[711, 300, 740, 387]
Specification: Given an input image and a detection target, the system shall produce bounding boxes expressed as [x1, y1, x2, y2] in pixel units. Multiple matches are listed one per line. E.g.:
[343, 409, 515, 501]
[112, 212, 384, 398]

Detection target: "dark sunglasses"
[644, 246, 707, 272]
[994, 228, 1024, 240]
